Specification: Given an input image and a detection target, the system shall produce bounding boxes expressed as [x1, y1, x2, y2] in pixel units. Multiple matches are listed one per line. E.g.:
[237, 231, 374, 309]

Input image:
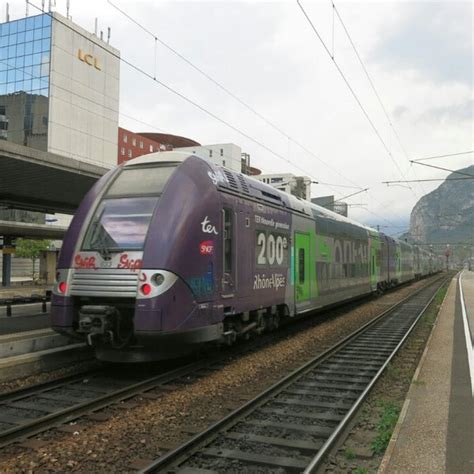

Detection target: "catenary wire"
[24, 1, 354, 197]
[412, 150, 474, 162]
[331, 0, 427, 196]
[409, 161, 474, 178]
[106, 0, 365, 191]
[296, 0, 419, 200]
[24, 1, 431, 228]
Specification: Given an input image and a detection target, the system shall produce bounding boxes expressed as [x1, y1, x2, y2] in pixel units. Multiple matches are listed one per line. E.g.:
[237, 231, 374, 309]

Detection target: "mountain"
[408, 165, 474, 247]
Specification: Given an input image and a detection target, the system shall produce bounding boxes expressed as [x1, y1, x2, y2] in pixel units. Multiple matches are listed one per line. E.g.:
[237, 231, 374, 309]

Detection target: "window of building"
[121, 147, 125, 155]
[223, 160, 226, 166]
[123, 134, 128, 143]
[209, 149, 213, 158]
[220, 148, 224, 156]
[139, 141, 143, 149]
[132, 138, 136, 146]
[149, 144, 153, 152]
[128, 149, 132, 158]
[0, 14, 52, 151]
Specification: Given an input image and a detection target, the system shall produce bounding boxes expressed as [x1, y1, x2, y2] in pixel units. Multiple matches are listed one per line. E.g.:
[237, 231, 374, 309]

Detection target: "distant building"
[312, 195, 348, 217]
[178, 143, 242, 172]
[117, 132, 254, 175]
[118, 128, 170, 164]
[255, 173, 312, 200]
[117, 127, 199, 164]
[0, 12, 120, 167]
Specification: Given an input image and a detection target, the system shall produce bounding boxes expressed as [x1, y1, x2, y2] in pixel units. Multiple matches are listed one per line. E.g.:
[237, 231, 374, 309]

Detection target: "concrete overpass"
[0, 221, 67, 239]
[1, 140, 110, 286]
[0, 140, 109, 214]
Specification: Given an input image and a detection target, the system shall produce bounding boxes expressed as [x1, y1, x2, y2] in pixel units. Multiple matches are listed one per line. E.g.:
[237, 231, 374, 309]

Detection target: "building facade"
[256, 173, 312, 200]
[117, 127, 170, 164]
[178, 143, 243, 172]
[0, 12, 120, 167]
[311, 195, 348, 217]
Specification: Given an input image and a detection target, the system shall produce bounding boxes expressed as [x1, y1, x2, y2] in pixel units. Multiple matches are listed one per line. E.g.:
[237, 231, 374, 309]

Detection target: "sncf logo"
[200, 240, 214, 255]
[78, 49, 102, 71]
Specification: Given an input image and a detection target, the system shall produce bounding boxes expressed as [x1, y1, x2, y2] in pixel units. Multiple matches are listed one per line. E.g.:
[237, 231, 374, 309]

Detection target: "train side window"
[298, 248, 305, 283]
[223, 209, 233, 274]
[372, 255, 375, 275]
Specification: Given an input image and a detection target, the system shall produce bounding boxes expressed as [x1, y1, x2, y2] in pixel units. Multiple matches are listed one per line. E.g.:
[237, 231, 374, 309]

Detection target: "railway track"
[0, 361, 212, 448]
[141, 275, 447, 473]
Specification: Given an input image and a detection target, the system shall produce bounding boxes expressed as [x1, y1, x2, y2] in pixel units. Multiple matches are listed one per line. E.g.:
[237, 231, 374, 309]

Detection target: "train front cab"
[51, 155, 230, 361]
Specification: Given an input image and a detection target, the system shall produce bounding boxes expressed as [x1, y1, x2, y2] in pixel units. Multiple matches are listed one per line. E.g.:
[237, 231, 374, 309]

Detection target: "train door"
[222, 208, 236, 297]
[295, 232, 310, 302]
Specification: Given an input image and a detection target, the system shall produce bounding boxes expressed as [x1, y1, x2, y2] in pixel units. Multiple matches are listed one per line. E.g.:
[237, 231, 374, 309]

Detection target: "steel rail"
[140, 275, 447, 473]
[0, 368, 102, 403]
[304, 276, 448, 472]
[0, 361, 208, 448]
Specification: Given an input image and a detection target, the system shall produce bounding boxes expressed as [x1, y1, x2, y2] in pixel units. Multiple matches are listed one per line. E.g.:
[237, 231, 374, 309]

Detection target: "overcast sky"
[10, 0, 474, 234]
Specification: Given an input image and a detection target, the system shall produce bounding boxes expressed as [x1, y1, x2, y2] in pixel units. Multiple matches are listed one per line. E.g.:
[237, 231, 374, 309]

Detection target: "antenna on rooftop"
[66, 0, 70, 19]
[6, 3, 10, 22]
[107, 26, 111, 43]
[25, 0, 29, 17]
[100, 30, 103, 40]
[94, 17, 98, 36]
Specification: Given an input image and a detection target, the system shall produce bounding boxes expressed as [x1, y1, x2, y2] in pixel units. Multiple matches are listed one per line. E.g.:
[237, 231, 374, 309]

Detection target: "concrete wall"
[48, 12, 119, 167]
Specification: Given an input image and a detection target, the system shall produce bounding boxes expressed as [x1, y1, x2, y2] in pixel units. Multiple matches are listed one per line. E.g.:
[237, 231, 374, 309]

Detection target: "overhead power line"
[383, 177, 474, 184]
[107, 0, 365, 191]
[333, 188, 369, 203]
[412, 150, 474, 162]
[25, 1, 345, 194]
[331, 1, 426, 196]
[296, 0, 418, 200]
[410, 161, 474, 178]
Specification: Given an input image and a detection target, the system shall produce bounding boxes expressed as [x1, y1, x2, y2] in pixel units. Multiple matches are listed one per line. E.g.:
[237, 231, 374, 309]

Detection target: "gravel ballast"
[0, 277, 438, 472]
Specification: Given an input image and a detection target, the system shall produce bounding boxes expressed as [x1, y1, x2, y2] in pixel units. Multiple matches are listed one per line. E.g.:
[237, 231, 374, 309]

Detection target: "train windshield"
[82, 197, 157, 251]
[82, 165, 177, 252]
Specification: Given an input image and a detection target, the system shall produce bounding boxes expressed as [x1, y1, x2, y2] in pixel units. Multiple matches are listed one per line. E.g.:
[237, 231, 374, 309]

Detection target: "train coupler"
[78, 305, 117, 346]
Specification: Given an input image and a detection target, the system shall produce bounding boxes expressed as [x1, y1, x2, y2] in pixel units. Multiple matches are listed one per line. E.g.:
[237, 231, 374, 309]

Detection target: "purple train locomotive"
[51, 152, 440, 361]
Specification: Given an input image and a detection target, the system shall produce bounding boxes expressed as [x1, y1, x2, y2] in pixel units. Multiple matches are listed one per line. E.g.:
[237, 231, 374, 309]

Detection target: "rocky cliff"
[409, 164, 474, 244]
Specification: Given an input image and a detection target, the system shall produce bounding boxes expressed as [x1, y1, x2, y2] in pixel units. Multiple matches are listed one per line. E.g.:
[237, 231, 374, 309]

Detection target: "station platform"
[379, 271, 474, 473]
[0, 329, 91, 383]
[0, 283, 52, 335]
[0, 282, 51, 299]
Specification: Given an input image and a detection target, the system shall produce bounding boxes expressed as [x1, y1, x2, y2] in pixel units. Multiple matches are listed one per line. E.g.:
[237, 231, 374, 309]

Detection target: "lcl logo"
[77, 49, 101, 71]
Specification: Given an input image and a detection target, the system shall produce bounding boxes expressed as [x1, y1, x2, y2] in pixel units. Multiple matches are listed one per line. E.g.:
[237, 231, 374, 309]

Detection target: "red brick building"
[117, 127, 200, 164]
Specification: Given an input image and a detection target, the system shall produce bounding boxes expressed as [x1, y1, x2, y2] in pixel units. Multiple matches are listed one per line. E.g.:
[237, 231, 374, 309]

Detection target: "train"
[51, 152, 442, 362]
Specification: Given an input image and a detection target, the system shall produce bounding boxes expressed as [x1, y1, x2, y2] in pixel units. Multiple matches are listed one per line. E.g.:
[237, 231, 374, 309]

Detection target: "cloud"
[371, 2, 473, 86]
[419, 98, 473, 124]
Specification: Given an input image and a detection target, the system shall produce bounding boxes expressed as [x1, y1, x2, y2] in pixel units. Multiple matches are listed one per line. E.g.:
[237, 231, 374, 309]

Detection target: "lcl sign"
[77, 49, 101, 71]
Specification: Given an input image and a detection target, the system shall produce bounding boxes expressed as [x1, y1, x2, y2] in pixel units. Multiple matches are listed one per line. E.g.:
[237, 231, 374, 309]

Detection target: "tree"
[15, 239, 51, 281]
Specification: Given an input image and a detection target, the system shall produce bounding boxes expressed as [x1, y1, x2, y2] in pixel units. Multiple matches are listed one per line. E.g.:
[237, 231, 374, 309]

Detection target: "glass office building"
[0, 14, 51, 150]
[0, 11, 119, 166]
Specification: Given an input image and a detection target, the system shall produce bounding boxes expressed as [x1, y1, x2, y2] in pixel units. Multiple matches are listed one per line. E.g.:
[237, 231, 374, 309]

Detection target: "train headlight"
[151, 273, 165, 286]
[136, 270, 178, 299]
